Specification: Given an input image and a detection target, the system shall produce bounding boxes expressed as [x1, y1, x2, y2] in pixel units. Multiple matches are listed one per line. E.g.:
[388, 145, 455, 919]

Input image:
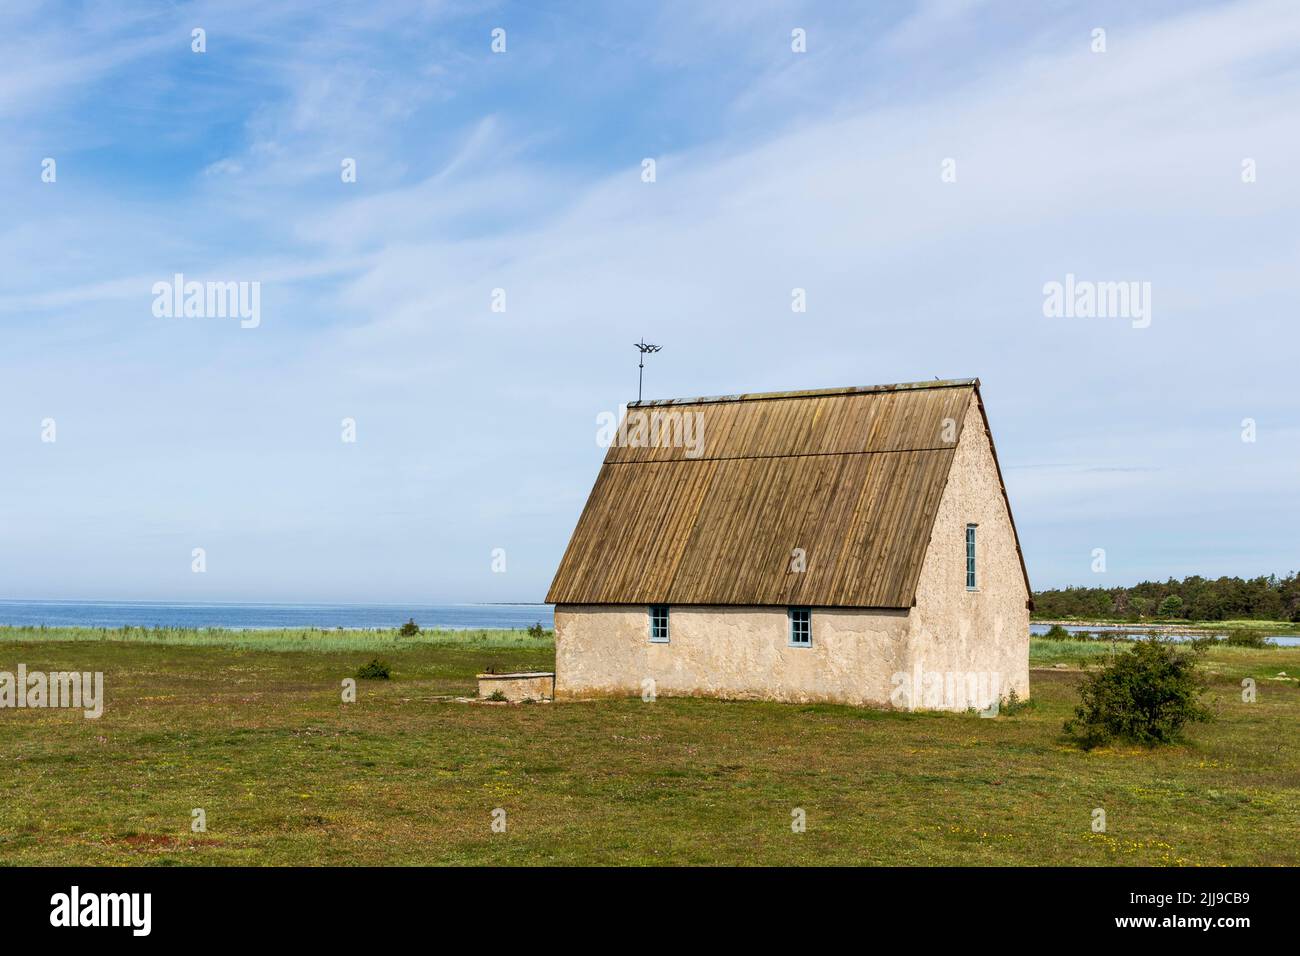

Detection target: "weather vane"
[634, 338, 661, 403]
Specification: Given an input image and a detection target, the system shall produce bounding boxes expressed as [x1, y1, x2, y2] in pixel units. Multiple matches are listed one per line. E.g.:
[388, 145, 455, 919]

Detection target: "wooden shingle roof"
[547, 379, 1005, 609]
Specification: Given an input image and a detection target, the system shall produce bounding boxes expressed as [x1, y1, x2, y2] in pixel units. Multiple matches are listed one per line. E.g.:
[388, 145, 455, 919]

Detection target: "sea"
[0, 602, 1294, 645]
[0, 600, 555, 631]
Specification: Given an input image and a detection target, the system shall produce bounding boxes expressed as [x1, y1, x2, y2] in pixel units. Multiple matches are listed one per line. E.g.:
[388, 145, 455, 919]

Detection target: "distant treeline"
[1033, 573, 1300, 623]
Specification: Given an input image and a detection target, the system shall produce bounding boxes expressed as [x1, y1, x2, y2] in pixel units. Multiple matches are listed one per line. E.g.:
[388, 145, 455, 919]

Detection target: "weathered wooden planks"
[547, 380, 975, 608]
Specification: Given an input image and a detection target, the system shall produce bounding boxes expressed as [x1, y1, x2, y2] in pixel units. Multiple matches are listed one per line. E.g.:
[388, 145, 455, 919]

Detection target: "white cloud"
[2, 0, 1297, 599]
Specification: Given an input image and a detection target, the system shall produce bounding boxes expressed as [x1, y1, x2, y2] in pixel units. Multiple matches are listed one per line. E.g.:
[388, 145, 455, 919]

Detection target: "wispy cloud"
[1, 0, 1297, 600]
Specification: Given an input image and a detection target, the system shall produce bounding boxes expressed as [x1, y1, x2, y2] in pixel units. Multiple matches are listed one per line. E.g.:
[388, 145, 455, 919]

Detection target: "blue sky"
[1, 0, 1297, 603]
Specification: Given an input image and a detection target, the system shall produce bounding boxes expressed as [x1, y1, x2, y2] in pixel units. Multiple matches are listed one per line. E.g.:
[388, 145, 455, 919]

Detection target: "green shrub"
[397, 618, 420, 637]
[526, 622, 546, 639]
[355, 658, 392, 680]
[999, 688, 1034, 715]
[1223, 631, 1269, 648]
[1045, 624, 1072, 640]
[1189, 631, 1271, 650]
[1064, 637, 1211, 748]
[486, 690, 507, 702]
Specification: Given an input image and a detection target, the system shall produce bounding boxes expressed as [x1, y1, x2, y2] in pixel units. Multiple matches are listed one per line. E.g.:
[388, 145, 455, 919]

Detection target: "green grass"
[1028, 636, 1292, 665]
[1035, 616, 1300, 634]
[1212, 618, 1300, 631]
[0, 625, 553, 652]
[1029, 638, 1135, 664]
[1, 629, 1296, 866]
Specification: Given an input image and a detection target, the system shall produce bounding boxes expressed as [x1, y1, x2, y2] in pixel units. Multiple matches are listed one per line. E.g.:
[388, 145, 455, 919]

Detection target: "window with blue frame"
[649, 605, 669, 642]
[966, 524, 977, 590]
[788, 607, 811, 647]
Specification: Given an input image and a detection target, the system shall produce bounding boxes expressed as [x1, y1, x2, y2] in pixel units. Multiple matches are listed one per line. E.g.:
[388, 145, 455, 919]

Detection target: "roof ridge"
[627, 378, 978, 408]
[604, 446, 960, 464]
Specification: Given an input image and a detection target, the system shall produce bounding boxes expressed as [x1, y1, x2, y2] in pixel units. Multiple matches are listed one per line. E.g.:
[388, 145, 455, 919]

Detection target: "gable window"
[966, 524, 978, 590]
[788, 607, 812, 647]
[649, 605, 670, 643]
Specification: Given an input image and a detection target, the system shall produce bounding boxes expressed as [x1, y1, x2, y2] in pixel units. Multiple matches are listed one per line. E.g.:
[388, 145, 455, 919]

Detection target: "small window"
[966, 524, 977, 590]
[649, 605, 669, 643]
[788, 607, 811, 647]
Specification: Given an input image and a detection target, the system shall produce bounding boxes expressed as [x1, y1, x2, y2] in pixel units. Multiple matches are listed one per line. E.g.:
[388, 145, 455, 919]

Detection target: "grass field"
[1, 627, 1297, 866]
[0, 625, 546, 651]
[1034, 616, 1300, 635]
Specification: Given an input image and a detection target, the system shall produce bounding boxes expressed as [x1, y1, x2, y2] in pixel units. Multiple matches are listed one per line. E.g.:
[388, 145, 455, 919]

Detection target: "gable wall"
[905, 393, 1030, 702]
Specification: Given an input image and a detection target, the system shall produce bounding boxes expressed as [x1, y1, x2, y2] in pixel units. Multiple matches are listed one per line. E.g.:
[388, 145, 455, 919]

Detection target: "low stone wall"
[476, 672, 555, 703]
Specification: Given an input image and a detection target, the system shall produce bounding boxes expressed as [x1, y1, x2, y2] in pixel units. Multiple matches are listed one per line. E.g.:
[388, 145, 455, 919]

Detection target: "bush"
[1064, 637, 1211, 748]
[526, 621, 546, 639]
[398, 618, 420, 637]
[1223, 631, 1270, 648]
[999, 688, 1034, 715]
[1044, 624, 1072, 640]
[1189, 632, 1271, 650]
[355, 658, 392, 680]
